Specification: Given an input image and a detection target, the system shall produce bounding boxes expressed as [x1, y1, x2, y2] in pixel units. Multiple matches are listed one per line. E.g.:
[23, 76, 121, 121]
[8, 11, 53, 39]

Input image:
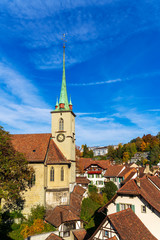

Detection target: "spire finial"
[62, 33, 67, 48]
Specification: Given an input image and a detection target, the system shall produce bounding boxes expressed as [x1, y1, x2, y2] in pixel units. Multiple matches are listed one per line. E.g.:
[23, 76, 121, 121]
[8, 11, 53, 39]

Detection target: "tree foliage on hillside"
[106, 133, 160, 165]
[82, 144, 93, 158]
[102, 181, 118, 201]
[0, 126, 34, 210]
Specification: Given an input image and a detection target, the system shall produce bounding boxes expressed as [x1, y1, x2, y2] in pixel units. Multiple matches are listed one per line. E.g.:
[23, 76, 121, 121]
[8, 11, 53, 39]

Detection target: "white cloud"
[70, 78, 121, 86]
[75, 107, 160, 146]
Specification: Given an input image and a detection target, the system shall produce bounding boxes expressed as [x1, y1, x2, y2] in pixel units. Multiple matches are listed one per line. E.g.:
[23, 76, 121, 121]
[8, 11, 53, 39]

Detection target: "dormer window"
[59, 118, 64, 131]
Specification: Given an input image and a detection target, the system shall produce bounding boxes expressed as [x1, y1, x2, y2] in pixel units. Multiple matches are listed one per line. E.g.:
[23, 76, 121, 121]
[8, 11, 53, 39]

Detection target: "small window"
[29, 173, 36, 187]
[59, 118, 64, 131]
[141, 205, 146, 213]
[104, 231, 108, 237]
[50, 167, 54, 181]
[61, 167, 64, 181]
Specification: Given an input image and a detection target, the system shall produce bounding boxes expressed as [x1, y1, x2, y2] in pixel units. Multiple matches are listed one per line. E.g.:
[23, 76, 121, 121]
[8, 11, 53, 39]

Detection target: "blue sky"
[0, 0, 160, 147]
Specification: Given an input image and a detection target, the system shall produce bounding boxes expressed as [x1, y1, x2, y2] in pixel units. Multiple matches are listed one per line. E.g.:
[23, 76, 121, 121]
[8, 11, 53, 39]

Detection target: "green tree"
[0, 126, 34, 210]
[82, 144, 93, 158]
[149, 145, 160, 165]
[102, 181, 118, 201]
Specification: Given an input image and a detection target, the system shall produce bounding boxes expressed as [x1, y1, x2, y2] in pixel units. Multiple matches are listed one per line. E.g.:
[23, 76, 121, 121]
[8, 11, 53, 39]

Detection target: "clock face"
[57, 133, 65, 142]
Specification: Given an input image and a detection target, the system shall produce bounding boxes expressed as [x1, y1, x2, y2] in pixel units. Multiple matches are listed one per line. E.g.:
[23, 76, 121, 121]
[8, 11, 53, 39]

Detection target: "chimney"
[144, 164, 150, 174]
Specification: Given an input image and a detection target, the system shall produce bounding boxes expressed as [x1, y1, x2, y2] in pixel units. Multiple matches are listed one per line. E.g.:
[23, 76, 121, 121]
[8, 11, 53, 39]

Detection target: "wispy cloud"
[70, 78, 121, 86]
[1, 0, 160, 69]
[76, 107, 160, 146]
[0, 61, 51, 133]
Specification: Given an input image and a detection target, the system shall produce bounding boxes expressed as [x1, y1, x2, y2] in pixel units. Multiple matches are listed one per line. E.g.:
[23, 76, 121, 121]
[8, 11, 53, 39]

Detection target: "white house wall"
[107, 195, 160, 239]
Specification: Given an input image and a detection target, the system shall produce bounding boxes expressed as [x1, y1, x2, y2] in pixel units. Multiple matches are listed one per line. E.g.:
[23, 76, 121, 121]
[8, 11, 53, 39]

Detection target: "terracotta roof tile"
[45, 233, 64, 240]
[11, 133, 51, 162]
[118, 167, 136, 177]
[45, 206, 81, 227]
[104, 165, 124, 177]
[148, 175, 160, 189]
[73, 185, 86, 196]
[121, 171, 136, 185]
[72, 229, 87, 240]
[117, 179, 140, 195]
[11, 134, 69, 164]
[107, 208, 157, 240]
[76, 177, 90, 185]
[70, 192, 82, 216]
[84, 160, 110, 170]
[118, 176, 160, 213]
[46, 139, 69, 164]
[77, 158, 93, 173]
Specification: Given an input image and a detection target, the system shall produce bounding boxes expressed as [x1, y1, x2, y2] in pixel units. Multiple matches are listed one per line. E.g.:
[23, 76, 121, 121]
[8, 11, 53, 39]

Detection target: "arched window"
[50, 167, 54, 181]
[61, 167, 64, 181]
[59, 118, 64, 131]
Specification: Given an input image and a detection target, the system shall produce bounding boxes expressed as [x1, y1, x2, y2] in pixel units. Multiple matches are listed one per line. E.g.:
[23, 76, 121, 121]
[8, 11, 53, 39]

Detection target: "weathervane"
[62, 33, 67, 48]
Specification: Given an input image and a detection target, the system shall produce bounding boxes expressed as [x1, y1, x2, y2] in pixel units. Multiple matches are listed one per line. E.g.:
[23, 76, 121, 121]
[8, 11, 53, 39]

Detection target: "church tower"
[51, 38, 76, 192]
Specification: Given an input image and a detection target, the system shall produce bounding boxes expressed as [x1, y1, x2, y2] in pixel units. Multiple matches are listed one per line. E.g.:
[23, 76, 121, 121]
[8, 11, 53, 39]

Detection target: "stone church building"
[11, 44, 76, 216]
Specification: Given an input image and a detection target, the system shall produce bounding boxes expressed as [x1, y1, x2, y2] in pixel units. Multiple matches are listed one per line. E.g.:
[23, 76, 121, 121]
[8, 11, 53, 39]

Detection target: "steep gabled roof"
[118, 179, 140, 195]
[46, 138, 69, 164]
[11, 134, 69, 164]
[118, 176, 160, 213]
[45, 233, 64, 240]
[89, 209, 157, 240]
[45, 205, 81, 227]
[107, 208, 157, 240]
[73, 185, 86, 196]
[11, 133, 51, 162]
[104, 165, 124, 177]
[72, 229, 87, 240]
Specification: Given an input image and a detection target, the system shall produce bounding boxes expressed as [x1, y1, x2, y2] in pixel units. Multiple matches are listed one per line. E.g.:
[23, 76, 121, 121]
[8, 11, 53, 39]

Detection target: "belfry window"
[50, 167, 54, 181]
[61, 167, 64, 181]
[59, 118, 64, 131]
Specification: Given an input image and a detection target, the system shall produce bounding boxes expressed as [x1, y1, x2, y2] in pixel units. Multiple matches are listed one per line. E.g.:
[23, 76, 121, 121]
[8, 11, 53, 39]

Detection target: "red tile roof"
[76, 177, 90, 185]
[121, 171, 136, 185]
[104, 165, 124, 177]
[45, 205, 81, 227]
[72, 229, 87, 240]
[11, 133, 51, 162]
[107, 208, 157, 240]
[73, 185, 86, 196]
[118, 167, 136, 178]
[148, 175, 160, 189]
[70, 192, 82, 216]
[11, 134, 69, 164]
[46, 139, 69, 164]
[45, 233, 64, 240]
[118, 176, 160, 213]
[84, 160, 110, 170]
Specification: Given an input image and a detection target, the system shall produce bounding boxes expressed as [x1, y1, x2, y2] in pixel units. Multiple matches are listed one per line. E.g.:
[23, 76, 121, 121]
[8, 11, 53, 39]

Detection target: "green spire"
[59, 45, 69, 109]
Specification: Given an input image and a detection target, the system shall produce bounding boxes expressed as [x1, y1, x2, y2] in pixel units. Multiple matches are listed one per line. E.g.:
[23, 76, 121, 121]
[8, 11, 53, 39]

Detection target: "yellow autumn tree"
[123, 152, 129, 163]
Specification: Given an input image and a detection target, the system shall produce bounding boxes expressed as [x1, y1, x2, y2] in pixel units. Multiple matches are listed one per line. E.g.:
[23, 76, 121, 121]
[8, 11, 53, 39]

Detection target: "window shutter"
[131, 205, 135, 212]
[116, 203, 120, 212]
